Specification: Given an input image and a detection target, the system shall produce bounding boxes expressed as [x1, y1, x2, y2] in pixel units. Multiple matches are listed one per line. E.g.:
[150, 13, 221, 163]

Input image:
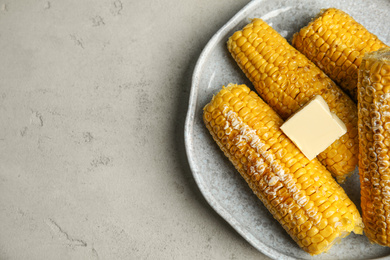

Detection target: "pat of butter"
[280, 95, 347, 160]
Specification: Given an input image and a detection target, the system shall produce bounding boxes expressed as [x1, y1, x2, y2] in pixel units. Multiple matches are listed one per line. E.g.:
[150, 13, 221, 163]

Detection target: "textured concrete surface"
[0, 0, 271, 259]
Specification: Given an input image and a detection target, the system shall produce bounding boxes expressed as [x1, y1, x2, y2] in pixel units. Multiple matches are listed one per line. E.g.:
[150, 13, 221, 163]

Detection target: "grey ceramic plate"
[184, 0, 390, 259]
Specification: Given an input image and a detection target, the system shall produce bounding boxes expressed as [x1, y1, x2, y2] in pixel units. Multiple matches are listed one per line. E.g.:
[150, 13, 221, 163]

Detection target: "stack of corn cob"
[203, 7, 390, 255]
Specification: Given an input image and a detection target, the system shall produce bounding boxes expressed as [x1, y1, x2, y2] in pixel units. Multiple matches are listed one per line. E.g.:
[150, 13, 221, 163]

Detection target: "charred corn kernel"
[358, 48, 390, 247]
[204, 83, 363, 255]
[227, 18, 358, 183]
[292, 8, 388, 101]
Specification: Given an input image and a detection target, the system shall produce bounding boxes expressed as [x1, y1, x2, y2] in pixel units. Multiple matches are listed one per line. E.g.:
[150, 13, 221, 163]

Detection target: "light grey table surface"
[0, 0, 272, 259]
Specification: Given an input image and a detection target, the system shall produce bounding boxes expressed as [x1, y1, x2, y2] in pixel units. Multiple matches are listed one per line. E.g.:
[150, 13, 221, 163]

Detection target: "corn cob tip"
[362, 47, 390, 60]
[292, 8, 388, 102]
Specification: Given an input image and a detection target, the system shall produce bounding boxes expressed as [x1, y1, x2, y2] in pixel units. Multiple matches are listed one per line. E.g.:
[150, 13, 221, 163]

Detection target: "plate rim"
[183, 0, 390, 259]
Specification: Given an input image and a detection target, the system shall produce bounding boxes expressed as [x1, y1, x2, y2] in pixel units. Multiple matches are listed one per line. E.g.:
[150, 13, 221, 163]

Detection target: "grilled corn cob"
[203, 83, 363, 255]
[292, 8, 387, 101]
[227, 18, 358, 183]
[358, 48, 390, 246]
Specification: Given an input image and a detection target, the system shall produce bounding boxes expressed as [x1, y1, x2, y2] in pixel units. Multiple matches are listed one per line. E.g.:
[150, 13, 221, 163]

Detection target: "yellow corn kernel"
[358, 48, 390, 247]
[227, 18, 358, 183]
[204, 83, 363, 255]
[292, 8, 388, 101]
